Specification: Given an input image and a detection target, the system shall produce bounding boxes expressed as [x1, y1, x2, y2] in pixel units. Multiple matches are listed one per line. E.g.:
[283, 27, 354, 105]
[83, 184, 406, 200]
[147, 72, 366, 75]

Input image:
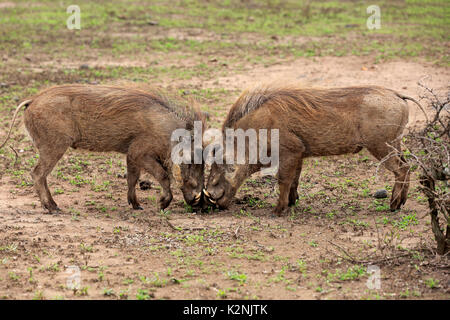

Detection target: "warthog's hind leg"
[126, 155, 143, 210]
[288, 159, 303, 206]
[367, 142, 410, 211]
[32, 142, 69, 214]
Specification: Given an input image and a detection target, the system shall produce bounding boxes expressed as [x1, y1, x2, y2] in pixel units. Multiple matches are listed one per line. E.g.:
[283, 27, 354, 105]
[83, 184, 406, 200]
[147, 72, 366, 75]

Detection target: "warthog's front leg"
[273, 136, 305, 216]
[274, 159, 302, 215]
[141, 156, 173, 210]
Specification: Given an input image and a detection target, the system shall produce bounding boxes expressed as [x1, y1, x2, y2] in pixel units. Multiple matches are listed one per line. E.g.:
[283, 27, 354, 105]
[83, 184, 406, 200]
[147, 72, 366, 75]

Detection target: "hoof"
[390, 199, 403, 212]
[390, 205, 401, 212]
[46, 207, 62, 214]
[271, 208, 285, 217]
[159, 203, 170, 211]
[159, 194, 173, 210]
[288, 191, 299, 206]
[128, 199, 143, 210]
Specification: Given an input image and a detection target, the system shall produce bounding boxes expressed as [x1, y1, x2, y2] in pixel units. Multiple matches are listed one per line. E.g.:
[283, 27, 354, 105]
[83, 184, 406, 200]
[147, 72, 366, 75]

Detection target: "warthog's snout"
[185, 191, 203, 208]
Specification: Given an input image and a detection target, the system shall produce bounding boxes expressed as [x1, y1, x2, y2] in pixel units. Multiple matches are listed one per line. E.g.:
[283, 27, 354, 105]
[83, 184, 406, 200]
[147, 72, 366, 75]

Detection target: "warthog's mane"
[31, 84, 203, 130]
[224, 84, 387, 128]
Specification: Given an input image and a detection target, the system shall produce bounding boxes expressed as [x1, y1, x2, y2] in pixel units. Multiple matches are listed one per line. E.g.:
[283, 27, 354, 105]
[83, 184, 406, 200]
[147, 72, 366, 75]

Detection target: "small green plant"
[136, 289, 152, 300]
[184, 202, 193, 213]
[334, 266, 366, 281]
[119, 290, 129, 300]
[227, 271, 247, 285]
[80, 243, 93, 253]
[140, 273, 168, 287]
[184, 234, 204, 245]
[297, 259, 307, 277]
[393, 213, 419, 230]
[269, 265, 290, 284]
[425, 278, 439, 289]
[54, 188, 64, 195]
[347, 219, 369, 228]
[47, 262, 60, 272]
[217, 289, 227, 299]
[103, 288, 115, 296]
[308, 240, 318, 248]
[9, 272, 20, 281]
[369, 199, 390, 212]
[77, 286, 89, 296]
[28, 267, 35, 284]
[33, 291, 45, 300]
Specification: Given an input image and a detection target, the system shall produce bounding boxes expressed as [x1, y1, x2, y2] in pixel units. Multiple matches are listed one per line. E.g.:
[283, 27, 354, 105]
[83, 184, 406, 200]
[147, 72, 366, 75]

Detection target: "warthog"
[204, 84, 426, 215]
[1, 84, 205, 213]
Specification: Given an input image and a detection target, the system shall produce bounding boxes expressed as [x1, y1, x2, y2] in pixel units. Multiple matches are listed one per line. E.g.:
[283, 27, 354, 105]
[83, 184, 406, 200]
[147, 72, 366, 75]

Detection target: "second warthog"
[204, 84, 426, 215]
[1, 84, 205, 213]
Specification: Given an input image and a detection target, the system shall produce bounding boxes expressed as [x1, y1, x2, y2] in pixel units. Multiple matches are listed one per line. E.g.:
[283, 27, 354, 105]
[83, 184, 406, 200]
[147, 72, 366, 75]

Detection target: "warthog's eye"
[225, 164, 235, 173]
[211, 174, 220, 186]
[188, 177, 198, 188]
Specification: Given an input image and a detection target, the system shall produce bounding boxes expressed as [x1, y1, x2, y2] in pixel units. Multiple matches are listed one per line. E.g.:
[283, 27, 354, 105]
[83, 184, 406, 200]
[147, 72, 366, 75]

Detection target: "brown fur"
[4, 84, 205, 213]
[206, 84, 418, 215]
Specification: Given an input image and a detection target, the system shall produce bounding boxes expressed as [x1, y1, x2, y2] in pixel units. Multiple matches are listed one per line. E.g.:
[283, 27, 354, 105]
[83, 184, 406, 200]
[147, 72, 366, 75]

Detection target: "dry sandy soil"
[0, 29, 449, 299]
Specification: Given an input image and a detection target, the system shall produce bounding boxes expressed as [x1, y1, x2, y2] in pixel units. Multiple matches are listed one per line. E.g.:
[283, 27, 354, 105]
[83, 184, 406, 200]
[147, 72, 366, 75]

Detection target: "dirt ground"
[1, 56, 449, 300]
[0, 1, 449, 300]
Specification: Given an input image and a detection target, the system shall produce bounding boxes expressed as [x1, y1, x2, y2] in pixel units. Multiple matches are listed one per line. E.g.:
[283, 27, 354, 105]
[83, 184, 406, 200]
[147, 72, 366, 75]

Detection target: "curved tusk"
[203, 189, 211, 198]
[202, 189, 217, 205]
[194, 192, 201, 201]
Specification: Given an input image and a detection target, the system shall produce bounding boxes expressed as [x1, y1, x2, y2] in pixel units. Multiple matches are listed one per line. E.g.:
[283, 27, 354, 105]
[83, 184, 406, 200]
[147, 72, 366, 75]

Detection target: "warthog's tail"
[394, 92, 429, 123]
[0, 99, 33, 149]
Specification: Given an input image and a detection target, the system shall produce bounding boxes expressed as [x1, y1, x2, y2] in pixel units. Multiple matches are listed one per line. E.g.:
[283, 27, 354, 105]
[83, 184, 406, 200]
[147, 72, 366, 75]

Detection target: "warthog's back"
[227, 85, 409, 157]
[24, 85, 187, 154]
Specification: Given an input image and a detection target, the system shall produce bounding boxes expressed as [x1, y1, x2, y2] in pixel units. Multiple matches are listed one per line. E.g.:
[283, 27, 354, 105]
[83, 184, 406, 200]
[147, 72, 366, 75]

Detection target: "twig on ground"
[328, 241, 411, 265]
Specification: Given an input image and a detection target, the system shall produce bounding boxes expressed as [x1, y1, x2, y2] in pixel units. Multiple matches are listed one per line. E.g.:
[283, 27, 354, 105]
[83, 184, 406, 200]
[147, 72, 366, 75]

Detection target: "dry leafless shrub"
[392, 81, 449, 255]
